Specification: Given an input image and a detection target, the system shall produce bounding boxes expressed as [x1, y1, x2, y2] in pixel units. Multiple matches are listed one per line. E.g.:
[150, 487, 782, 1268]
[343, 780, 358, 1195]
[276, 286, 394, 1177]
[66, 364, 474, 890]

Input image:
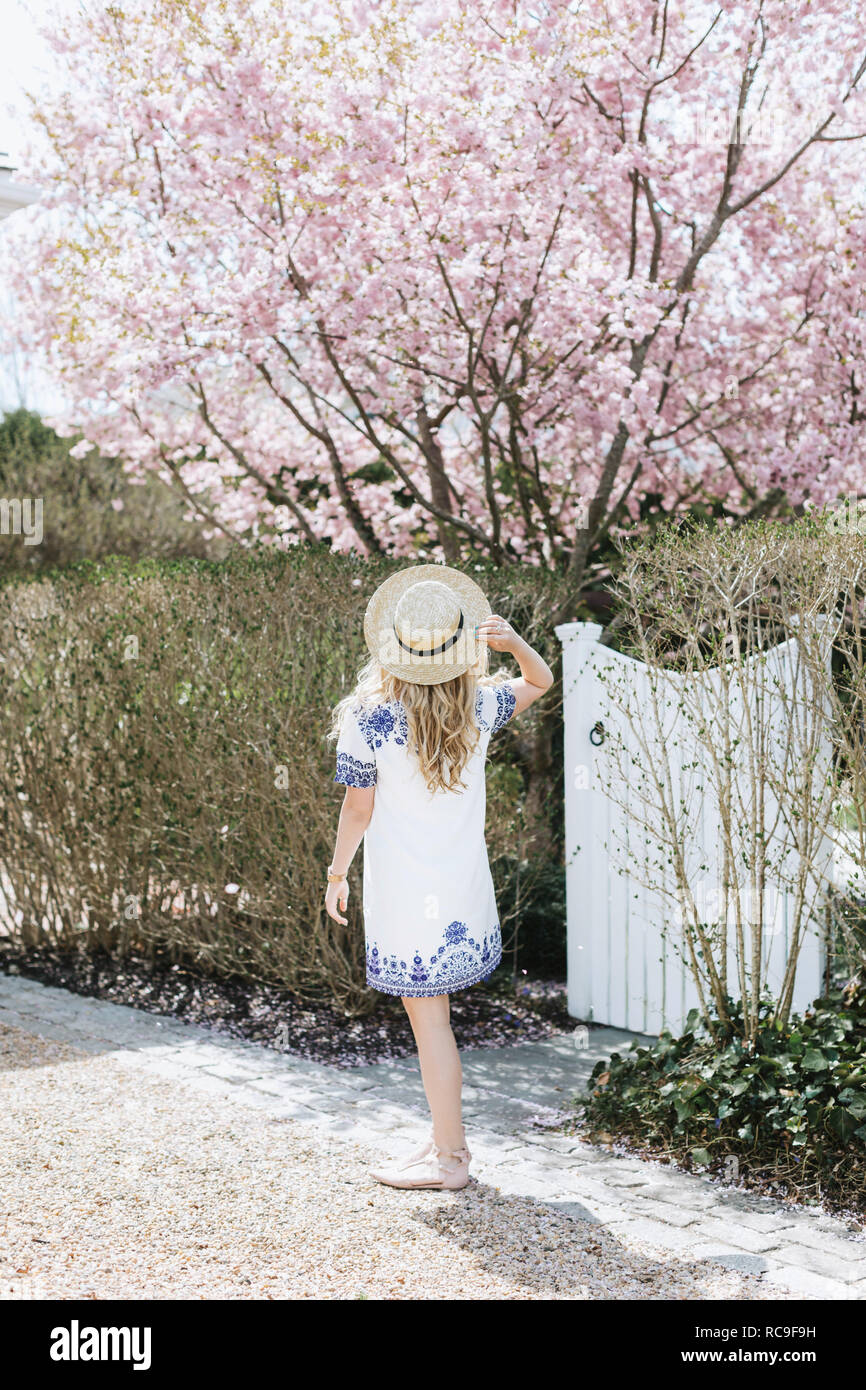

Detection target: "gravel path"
[0, 1022, 782, 1301]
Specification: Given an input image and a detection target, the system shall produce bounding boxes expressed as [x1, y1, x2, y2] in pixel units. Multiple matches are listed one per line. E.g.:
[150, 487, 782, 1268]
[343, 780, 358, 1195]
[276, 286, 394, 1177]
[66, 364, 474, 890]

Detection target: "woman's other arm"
[324, 784, 375, 924]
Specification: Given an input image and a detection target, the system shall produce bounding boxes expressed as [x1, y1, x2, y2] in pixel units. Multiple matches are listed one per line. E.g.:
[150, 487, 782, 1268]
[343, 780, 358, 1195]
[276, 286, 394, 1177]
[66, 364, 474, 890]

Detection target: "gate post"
[556, 621, 603, 1021]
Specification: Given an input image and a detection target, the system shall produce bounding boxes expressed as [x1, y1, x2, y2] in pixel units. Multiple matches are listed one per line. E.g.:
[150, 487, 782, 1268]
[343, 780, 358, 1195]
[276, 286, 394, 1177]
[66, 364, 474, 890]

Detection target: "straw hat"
[363, 563, 492, 686]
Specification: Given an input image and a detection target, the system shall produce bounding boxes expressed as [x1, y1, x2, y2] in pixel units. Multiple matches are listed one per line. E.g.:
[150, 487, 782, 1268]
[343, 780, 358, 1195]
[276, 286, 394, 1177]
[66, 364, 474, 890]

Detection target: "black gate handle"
[589, 720, 606, 746]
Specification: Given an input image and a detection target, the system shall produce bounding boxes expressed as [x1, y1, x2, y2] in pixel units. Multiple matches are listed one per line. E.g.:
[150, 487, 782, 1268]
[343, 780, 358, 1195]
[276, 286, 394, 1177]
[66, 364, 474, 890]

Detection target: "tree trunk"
[416, 406, 460, 561]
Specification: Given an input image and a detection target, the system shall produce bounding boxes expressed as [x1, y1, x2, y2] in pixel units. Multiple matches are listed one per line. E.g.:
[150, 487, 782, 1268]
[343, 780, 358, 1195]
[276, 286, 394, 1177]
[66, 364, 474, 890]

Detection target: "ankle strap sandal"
[370, 1141, 472, 1191]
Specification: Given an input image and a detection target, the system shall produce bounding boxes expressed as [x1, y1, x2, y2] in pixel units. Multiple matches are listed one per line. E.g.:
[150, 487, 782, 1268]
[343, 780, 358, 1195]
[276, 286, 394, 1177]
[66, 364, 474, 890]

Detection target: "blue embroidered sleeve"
[490, 681, 517, 732]
[334, 703, 378, 787]
[334, 751, 377, 787]
[475, 681, 517, 734]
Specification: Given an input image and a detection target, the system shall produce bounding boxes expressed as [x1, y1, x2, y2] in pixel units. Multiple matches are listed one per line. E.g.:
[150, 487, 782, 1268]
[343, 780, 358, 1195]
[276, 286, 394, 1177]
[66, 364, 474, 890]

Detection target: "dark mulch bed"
[0, 944, 576, 1068]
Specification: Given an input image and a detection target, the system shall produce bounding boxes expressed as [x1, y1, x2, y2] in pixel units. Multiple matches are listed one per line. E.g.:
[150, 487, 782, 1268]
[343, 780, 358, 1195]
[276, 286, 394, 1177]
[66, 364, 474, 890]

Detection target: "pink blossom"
[6, 0, 866, 578]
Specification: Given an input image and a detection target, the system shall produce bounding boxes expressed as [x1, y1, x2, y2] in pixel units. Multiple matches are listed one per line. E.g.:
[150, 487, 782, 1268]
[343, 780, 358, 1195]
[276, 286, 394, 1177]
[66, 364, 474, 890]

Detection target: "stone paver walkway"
[1, 973, 864, 1299]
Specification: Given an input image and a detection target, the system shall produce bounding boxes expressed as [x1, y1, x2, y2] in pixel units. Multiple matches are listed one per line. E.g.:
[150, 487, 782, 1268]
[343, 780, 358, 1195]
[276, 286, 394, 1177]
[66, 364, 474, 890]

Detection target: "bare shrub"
[0, 550, 561, 1012]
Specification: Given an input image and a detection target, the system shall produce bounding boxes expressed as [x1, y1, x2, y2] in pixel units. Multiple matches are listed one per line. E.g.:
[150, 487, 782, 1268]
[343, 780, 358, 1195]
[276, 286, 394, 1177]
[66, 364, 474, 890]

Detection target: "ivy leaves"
[581, 989, 866, 1213]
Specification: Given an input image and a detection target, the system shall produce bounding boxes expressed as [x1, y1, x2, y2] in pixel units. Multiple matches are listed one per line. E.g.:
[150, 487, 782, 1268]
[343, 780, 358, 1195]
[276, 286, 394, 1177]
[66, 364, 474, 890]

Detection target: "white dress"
[334, 679, 518, 997]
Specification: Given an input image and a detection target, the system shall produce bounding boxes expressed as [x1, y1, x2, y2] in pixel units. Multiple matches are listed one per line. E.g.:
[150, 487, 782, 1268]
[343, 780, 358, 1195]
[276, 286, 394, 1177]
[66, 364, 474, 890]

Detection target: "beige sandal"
[370, 1140, 472, 1191]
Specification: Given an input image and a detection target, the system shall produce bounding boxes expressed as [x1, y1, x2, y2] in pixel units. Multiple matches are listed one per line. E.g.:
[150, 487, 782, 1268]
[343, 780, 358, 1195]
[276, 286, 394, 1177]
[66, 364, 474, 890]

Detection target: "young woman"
[325, 564, 554, 1190]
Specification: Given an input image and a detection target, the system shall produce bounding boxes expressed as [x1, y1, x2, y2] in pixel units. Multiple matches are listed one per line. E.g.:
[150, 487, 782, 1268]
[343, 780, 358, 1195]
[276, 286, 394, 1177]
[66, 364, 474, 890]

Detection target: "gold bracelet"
[327, 868, 347, 883]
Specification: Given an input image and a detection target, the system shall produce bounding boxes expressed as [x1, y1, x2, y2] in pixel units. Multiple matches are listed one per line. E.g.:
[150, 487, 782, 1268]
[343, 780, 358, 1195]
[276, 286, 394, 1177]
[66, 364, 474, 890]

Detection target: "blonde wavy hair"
[328, 647, 510, 795]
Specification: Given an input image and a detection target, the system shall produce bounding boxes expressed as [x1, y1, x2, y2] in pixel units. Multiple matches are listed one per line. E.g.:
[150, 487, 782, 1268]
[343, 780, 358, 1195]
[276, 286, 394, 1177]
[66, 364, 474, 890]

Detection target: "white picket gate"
[555, 621, 833, 1035]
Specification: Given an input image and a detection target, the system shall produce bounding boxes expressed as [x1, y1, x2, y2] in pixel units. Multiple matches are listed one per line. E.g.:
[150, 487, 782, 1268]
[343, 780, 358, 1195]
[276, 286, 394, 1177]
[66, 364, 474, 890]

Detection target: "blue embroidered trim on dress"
[334, 751, 377, 787]
[473, 688, 485, 729]
[491, 682, 516, 732]
[355, 701, 409, 751]
[475, 683, 516, 734]
[365, 920, 502, 997]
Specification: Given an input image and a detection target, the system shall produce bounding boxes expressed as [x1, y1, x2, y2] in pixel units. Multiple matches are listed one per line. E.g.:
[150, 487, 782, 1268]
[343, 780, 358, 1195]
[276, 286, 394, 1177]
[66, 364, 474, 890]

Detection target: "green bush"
[577, 986, 866, 1214]
[0, 547, 567, 1012]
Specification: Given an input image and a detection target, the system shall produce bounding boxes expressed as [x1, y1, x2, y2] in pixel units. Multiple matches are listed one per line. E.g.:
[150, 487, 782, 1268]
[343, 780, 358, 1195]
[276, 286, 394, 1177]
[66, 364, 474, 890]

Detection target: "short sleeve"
[475, 680, 517, 735]
[334, 703, 378, 787]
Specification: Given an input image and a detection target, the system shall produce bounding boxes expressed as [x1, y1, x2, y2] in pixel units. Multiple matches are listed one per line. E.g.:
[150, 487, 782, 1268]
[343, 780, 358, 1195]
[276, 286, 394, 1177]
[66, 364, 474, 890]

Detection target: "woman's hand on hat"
[476, 614, 516, 653]
[325, 877, 349, 926]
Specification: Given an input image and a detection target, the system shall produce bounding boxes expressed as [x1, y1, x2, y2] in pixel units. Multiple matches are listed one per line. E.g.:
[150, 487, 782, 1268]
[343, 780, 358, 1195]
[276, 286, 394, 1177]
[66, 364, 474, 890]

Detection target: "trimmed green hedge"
[0, 546, 567, 1011]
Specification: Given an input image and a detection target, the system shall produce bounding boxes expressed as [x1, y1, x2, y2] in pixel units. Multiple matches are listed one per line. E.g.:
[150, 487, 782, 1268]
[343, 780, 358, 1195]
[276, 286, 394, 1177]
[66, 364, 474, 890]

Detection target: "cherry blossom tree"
[7, 0, 866, 601]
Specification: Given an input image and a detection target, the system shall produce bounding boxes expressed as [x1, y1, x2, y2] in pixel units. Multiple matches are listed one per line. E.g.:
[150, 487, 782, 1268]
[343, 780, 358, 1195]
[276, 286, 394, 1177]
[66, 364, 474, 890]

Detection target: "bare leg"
[401, 993, 466, 1153]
